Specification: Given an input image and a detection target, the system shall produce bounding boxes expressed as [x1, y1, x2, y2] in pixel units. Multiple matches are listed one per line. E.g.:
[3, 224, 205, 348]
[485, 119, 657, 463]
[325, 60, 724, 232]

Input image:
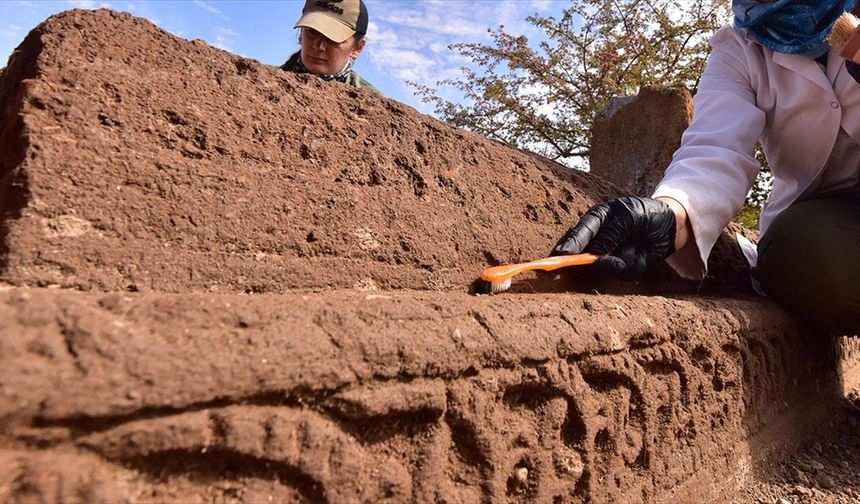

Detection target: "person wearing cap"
[551, 0, 860, 334]
[281, 0, 380, 93]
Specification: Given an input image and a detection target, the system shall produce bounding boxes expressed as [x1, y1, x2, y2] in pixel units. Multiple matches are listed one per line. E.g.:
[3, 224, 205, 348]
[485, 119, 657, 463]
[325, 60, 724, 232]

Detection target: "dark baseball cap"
[295, 0, 369, 43]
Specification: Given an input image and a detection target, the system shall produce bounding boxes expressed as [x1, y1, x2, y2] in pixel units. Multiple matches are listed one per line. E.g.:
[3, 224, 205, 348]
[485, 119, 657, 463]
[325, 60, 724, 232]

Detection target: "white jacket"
[652, 25, 860, 280]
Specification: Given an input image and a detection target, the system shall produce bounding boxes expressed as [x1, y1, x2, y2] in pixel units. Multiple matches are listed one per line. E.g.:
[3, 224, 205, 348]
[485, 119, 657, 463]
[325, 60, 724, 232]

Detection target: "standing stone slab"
[590, 86, 693, 196]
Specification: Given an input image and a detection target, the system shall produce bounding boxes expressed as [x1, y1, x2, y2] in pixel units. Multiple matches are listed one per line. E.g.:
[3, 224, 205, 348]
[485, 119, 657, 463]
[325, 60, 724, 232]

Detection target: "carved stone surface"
[0, 288, 846, 503]
[590, 86, 694, 197]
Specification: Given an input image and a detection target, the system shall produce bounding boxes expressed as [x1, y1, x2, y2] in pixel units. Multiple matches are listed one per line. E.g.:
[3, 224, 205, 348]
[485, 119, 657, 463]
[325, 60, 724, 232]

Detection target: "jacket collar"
[773, 50, 835, 95]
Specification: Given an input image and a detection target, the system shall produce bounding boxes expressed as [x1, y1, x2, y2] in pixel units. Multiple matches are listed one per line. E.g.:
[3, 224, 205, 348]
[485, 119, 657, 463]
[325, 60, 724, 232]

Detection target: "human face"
[300, 27, 365, 75]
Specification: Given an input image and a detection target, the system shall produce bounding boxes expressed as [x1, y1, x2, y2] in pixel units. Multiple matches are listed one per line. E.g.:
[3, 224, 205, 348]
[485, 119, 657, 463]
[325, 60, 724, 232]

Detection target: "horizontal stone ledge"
[0, 287, 845, 503]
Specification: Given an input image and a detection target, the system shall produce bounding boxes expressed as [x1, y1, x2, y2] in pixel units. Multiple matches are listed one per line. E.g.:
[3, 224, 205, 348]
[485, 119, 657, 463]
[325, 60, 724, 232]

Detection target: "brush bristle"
[828, 12, 860, 50]
[471, 278, 512, 295]
[489, 278, 512, 294]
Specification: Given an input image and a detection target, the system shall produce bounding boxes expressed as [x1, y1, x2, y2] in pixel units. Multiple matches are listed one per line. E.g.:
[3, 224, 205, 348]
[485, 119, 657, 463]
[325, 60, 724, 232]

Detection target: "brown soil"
[0, 8, 856, 504]
[737, 401, 860, 504]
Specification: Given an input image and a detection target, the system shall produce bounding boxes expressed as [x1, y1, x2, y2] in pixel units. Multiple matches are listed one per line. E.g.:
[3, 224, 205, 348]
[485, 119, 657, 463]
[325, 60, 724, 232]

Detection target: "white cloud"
[379, 49, 434, 69]
[380, 9, 488, 38]
[493, 0, 543, 36]
[359, 0, 565, 107]
[428, 42, 447, 54]
[65, 0, 111, 8]
[531, 0, 554, 11]
[0, 25, 23, 39]
[366, 23, 435, 82]
[213, 26, 238, 51]
[193, 0, 222, 16]
[366, 22, 394, 42]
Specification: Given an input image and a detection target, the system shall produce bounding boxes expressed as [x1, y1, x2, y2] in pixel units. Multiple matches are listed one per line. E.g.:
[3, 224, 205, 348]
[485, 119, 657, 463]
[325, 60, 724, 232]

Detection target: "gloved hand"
[551, 196, 676, 279]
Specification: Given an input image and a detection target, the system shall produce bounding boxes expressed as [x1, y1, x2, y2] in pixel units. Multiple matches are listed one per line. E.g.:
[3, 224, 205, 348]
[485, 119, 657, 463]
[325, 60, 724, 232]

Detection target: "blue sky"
[0, 0, 565, 113]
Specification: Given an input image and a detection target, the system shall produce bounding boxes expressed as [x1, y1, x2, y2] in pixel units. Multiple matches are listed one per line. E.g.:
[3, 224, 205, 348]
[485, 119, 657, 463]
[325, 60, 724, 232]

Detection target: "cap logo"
[314, 1, 344, 16]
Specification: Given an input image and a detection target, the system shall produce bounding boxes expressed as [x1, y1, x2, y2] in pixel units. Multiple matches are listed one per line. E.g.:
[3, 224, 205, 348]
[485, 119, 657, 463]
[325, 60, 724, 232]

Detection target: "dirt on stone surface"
[0, 287, 848, 503]
[739, 342, 860, 504]
[737, 400, 860, 504]
[0, 8, 622, 294]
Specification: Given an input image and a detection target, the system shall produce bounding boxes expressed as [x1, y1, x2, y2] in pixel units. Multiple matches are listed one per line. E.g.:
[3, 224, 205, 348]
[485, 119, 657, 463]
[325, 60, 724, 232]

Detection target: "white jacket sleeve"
[652, 27, 765, 280]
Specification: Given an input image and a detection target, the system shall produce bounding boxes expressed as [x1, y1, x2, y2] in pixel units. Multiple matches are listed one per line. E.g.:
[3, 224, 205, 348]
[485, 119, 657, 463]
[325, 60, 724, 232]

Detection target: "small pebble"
[816, 474, 835, 489]
[791, 485, 811, 496]
[789, 467, 809, 485]
[515, 467, 529, 484]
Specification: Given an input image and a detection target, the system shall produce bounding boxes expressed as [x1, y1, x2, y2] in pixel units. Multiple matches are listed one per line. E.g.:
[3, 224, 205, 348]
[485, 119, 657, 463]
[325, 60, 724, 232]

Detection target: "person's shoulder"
[710, 25, 746, 46]
[347, 70, 382, 95]
[280, 52, 302, 73]
[709, 24, 761, 52]
[707, 24, 770, 69]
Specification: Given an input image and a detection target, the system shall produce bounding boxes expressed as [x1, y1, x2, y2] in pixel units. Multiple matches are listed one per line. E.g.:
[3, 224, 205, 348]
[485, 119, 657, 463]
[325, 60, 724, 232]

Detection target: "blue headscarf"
[733, 0, 858, 57]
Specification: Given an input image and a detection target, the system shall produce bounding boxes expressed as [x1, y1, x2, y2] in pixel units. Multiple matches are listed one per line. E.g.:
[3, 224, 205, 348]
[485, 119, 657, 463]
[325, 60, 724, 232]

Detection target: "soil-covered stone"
[0, 287, 847, 503]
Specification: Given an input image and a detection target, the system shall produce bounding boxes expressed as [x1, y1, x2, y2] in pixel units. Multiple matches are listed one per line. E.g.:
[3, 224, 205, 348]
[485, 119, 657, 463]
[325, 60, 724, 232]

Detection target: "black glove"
[551, 196, 676, 279]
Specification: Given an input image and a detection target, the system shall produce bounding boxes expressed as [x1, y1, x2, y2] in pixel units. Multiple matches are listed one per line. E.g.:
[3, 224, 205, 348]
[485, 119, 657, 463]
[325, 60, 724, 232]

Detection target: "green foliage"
[735, 204, 761, 229]
[412, 0, 732, 164]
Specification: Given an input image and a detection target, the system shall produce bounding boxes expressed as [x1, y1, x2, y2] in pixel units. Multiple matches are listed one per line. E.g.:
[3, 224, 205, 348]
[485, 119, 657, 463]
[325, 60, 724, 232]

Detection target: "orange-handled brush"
[828, 11, 860, 63]
[474, 253, 600, 294]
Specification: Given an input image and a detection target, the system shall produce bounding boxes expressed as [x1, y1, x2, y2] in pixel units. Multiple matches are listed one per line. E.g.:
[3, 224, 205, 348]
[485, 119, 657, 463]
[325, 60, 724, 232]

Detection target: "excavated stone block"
[0, 288, 844, 503]
[0, 9, 625, 294]
[590, 86, 693, 197]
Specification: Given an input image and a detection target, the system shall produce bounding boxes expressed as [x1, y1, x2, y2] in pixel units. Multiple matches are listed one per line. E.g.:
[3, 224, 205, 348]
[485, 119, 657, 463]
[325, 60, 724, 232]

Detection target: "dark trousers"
[756, 197, 860, 336]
